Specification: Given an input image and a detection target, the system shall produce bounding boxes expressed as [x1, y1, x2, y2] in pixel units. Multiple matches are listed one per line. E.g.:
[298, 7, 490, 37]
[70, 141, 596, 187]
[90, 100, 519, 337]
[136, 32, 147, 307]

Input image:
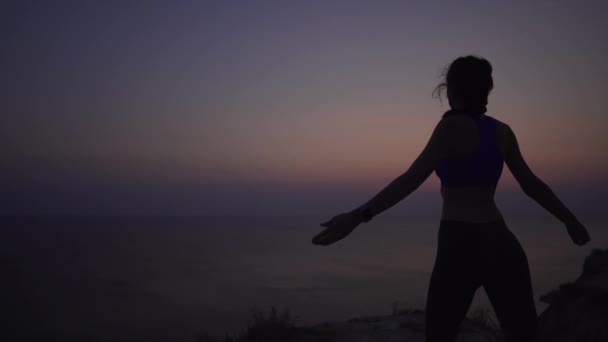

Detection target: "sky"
[2, 0, 607, 216]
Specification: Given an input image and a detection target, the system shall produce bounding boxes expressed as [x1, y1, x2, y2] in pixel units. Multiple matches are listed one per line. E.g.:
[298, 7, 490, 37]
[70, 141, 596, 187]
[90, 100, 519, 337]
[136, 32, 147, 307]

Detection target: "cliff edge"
[207, 249, 608, 342]
[538, 248, 608, 342]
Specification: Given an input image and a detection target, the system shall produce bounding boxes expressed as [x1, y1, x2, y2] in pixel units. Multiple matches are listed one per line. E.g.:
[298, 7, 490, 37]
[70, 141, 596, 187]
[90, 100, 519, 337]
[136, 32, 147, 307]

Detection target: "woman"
[311, 55, 591, 342]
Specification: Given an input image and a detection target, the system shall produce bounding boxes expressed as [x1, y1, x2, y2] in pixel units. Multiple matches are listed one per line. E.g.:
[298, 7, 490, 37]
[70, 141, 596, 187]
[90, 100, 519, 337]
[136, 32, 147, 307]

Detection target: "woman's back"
[435, 112, 512, 223]
[436, 112, 504, 187]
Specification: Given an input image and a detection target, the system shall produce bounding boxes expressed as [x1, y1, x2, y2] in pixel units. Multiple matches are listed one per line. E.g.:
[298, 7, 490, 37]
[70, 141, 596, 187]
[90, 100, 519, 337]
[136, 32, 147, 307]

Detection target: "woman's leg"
[425, 264, 478, 341]
[426, 221, 481, 342]
[483, 224, 540, 342]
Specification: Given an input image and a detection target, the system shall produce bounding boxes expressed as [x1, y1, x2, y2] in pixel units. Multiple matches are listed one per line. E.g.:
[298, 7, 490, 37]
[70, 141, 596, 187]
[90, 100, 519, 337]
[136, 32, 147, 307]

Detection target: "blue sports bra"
[435, 112, 504, 187]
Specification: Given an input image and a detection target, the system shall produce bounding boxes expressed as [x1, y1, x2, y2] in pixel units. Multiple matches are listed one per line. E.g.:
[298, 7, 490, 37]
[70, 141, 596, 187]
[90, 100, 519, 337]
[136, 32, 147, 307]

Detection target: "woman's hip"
[435, 219, 527, 266]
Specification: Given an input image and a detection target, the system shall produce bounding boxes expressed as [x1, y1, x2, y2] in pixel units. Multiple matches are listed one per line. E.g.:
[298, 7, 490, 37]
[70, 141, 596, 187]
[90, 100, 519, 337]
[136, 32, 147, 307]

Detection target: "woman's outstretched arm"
[352, 116, 473, 220]
[312, 119, 452, 246]
[503, 124, 590, 245]
[351, 133, 441, 220]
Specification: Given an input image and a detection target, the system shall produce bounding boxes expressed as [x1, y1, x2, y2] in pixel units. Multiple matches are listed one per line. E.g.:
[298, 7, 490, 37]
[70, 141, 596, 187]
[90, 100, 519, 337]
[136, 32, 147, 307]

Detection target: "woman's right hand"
[566, 221, 591, 245]
[312, 211, 362, 246]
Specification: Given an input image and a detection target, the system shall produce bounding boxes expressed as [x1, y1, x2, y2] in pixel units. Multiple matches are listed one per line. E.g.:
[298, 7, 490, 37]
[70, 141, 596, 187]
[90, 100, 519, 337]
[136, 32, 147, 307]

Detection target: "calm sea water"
[2, 215, 606, 341]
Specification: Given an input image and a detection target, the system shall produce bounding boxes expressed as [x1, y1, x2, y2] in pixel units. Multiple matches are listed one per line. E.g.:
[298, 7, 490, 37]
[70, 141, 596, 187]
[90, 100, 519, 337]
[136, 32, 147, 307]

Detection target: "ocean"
[2, 215, 605, 341]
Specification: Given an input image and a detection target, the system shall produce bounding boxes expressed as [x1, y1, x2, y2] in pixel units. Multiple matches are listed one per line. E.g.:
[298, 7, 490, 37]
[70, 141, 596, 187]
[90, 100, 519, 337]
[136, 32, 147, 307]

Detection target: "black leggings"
[425, 219, 539, 342]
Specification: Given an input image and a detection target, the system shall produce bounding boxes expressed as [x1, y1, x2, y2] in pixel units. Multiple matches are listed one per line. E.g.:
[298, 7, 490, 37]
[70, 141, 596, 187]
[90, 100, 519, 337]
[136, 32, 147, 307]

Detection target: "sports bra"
[435, 112, 504, 187]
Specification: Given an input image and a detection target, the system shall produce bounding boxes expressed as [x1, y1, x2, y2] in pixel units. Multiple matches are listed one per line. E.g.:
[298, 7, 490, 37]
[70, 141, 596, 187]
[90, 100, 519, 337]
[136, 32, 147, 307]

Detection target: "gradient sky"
[2, 0, 607, 216]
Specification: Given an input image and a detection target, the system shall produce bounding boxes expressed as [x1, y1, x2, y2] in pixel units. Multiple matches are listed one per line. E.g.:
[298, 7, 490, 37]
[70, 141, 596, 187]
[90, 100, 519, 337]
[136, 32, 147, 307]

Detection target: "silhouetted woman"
[312, 55, 591, 342]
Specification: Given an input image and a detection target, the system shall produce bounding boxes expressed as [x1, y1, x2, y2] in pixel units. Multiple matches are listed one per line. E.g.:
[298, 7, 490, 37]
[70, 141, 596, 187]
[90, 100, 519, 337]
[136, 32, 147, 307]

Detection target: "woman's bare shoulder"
[491, 117, 515, 137]
[490, 116, 515, 156]
[491, 116, 509, 128]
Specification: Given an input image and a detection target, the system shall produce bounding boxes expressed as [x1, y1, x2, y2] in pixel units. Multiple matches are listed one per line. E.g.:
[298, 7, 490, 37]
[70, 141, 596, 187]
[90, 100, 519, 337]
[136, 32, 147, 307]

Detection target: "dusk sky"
[2, 0, 607, 215]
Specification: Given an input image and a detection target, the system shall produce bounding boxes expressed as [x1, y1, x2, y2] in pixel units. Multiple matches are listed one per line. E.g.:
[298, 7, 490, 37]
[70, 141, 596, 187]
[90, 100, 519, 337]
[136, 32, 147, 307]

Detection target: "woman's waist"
[440, 185, 496, 201]
[440, 200, 504, 223]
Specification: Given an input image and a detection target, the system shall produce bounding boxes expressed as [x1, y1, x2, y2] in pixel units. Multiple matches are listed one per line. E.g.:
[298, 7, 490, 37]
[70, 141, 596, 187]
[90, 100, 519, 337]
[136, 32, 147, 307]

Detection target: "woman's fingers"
[320, 218, 334, 227]
[573, 232, 590, 245]
[313, 227, 341, 245]
[315, 234, 335, 246]
[313, 215, 347, 245]
[567, 223, 591, 246]
[312, 228, 332, 244]
[576, 228, 591, 245]
[313, 234, 330, 245]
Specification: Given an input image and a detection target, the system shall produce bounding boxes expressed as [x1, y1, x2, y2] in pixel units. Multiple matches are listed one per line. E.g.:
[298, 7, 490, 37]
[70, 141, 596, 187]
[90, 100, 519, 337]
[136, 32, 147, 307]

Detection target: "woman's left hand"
[312, 211, 362, 246]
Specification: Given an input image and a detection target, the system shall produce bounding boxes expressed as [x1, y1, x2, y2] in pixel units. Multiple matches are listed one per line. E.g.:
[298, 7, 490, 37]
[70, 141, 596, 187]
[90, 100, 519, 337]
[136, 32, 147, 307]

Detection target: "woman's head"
[433, 55, 493, 113]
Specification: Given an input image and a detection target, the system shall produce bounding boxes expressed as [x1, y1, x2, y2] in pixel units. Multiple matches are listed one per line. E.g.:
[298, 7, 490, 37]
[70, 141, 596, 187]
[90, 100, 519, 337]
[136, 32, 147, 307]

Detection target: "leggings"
[425, 219, 539, 342]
